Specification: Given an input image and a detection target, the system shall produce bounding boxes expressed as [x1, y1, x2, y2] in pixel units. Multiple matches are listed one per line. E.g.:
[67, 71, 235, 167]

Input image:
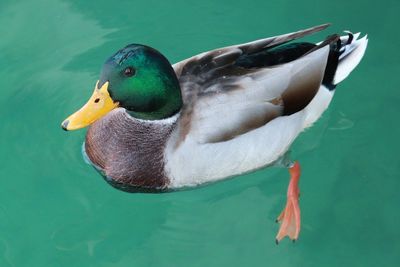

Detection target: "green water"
[0, 0, 399, 266]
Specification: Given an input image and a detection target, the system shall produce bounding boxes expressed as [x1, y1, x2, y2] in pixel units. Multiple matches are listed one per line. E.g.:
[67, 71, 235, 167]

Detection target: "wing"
[172, 24, 332, 145]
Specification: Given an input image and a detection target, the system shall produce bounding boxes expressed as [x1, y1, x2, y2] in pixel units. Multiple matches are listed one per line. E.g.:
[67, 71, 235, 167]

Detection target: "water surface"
[0, 0, 399, 266]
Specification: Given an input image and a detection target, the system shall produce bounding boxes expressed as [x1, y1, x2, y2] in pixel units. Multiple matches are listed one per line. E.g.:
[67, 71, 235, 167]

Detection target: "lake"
[0, 0, 399, 266]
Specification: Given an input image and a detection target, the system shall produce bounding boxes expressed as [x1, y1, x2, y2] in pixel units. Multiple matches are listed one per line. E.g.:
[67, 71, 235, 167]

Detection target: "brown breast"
[84, 108, 176, 192]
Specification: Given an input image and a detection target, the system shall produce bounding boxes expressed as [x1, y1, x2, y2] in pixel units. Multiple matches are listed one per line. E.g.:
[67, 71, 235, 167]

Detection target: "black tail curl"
[322, 32, 354, 90]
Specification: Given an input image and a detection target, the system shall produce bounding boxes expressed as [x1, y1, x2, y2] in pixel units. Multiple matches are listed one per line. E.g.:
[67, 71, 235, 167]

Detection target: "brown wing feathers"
[174, 24, 335, 144]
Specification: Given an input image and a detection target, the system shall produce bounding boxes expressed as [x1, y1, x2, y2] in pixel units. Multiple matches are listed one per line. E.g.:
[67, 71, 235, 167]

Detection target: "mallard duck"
[61, 24, 367, 243]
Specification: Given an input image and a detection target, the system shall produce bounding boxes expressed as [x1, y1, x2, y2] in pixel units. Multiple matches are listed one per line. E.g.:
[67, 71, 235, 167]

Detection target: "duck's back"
[164, 26, 367, 189]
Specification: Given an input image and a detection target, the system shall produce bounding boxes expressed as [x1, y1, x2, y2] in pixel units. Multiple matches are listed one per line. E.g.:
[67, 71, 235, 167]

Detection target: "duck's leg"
[275, 161, 301, 244]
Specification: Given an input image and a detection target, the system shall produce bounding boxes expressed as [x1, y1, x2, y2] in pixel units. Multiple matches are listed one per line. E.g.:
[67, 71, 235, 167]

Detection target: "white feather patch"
[164, 85, 333, 189]
[165, 112, 304, 188]
[334, 35, 368, 84]
[303, 86, 334, 128]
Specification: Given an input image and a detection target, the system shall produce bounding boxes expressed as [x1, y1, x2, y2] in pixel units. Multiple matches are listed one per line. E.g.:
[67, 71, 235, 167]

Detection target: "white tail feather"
[334, 34, 368, 84]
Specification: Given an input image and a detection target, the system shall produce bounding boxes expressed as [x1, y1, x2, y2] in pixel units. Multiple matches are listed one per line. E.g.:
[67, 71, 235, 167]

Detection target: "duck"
[61, 23, 368, 243]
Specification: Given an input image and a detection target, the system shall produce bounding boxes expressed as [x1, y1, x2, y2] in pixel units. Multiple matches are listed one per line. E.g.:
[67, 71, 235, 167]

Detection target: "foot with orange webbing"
[275, 161, 301, 244]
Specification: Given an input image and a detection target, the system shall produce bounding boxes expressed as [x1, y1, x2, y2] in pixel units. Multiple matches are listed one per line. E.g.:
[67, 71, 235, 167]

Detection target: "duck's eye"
[123, 67, 136, 77]
[94, 98, 100, 103]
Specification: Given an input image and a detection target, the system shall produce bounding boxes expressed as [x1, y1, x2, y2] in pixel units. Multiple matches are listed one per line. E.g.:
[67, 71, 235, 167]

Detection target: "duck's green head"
[62, 44, 182, 131]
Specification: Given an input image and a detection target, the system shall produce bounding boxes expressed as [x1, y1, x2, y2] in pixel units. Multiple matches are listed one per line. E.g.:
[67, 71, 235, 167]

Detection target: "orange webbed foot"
[276, 161, 301, 244]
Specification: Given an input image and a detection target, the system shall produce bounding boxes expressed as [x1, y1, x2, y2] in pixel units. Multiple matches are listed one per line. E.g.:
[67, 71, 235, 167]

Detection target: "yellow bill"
[61, 81, 119, 131]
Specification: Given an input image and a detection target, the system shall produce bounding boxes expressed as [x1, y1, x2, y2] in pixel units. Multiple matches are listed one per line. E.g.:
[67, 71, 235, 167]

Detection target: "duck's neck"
[125, 77, 183, 120]
[126, 97, 182, 120]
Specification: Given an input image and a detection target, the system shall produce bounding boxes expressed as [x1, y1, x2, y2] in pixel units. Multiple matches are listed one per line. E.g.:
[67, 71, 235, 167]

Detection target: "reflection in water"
[328, 112, 355, 130]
